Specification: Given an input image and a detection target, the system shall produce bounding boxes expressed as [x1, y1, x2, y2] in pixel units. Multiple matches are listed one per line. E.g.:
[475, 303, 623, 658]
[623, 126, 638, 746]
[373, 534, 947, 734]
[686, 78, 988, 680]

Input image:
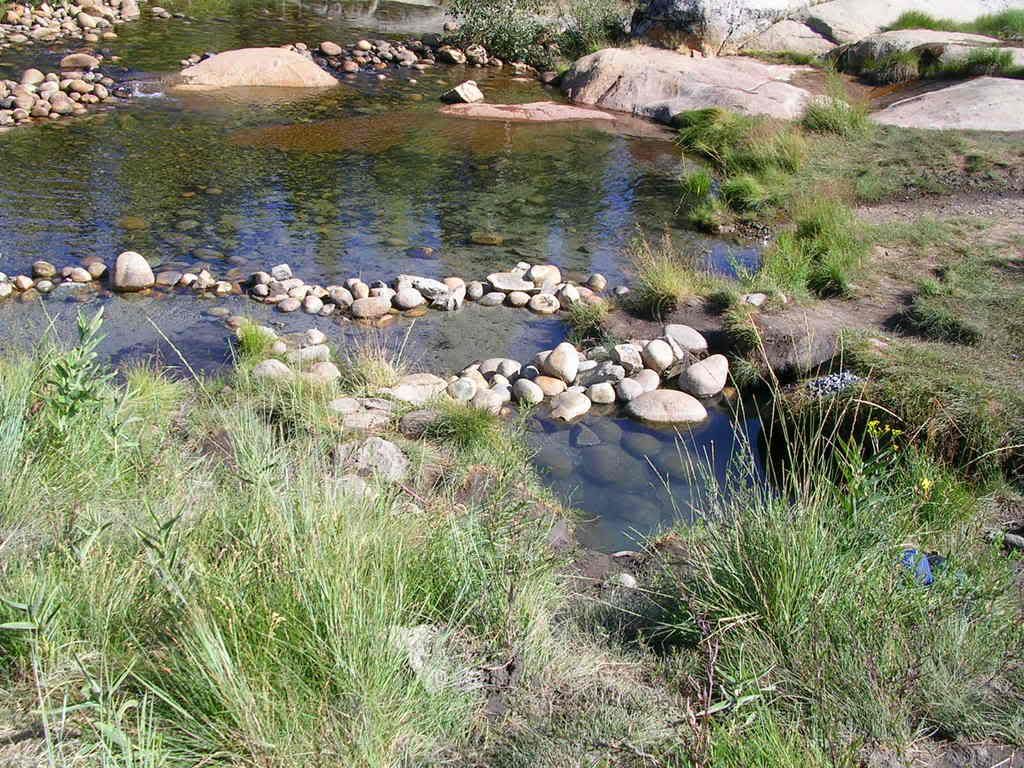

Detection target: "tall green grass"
[801, 72, 872, 138]
[645, 395, 1024, 761]
[0, 314, 568, 767]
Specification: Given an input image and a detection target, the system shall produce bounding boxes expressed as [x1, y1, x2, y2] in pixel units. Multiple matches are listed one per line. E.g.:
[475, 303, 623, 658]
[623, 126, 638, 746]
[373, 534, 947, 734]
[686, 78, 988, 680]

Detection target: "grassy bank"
[0, 313, 692, 766]
[886, 9, 1024, 39]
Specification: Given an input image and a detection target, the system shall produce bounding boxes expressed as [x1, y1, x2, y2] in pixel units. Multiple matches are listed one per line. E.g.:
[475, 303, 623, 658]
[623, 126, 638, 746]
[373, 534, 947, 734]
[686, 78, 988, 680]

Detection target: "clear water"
[0, 0, 764, 551]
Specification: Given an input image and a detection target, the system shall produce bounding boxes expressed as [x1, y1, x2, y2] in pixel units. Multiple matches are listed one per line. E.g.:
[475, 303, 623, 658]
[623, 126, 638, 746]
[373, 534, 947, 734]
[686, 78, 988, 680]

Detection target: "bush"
[448, 0, 551, 66]
[558, 0, 628, 60]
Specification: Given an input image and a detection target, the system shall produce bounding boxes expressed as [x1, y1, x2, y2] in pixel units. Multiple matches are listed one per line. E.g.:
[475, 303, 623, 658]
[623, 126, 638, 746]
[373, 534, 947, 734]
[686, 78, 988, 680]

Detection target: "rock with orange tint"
[175, 48, 338, 90]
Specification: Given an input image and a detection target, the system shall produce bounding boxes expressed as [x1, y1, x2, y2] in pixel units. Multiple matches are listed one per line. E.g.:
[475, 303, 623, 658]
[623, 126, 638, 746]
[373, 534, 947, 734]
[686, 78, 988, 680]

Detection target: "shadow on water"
[0, 0, 765, 549]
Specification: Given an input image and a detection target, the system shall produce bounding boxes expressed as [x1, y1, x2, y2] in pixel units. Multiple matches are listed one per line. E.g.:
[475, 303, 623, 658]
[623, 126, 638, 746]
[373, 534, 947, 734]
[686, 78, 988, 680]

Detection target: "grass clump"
[802, 73, 872, 137]
[565, 299, 610, 345]
[887, 9, 1024, 40]
[927, 46, 1024, 80]
[338, 331, 410, 392]
[234, 319, 277, 361]
[757, 198, 867, 298]
[625, 232, 712, 318]
[647, 404, 1023, 761]
[424, 400, 502, 451]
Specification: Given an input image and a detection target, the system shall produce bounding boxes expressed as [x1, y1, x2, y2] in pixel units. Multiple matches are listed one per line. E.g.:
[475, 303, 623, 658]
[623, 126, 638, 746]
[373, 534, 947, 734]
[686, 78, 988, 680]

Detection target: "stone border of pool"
[0, 251, 734, 427]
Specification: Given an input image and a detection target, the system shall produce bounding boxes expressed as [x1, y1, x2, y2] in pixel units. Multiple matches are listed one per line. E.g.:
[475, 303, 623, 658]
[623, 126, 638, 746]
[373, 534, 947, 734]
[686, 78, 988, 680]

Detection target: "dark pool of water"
[0, 0, 764, 552]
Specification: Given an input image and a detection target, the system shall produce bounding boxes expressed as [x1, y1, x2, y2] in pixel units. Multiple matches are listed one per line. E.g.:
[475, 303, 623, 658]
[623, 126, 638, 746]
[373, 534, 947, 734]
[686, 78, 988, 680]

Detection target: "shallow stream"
[0, 0, 764, 551]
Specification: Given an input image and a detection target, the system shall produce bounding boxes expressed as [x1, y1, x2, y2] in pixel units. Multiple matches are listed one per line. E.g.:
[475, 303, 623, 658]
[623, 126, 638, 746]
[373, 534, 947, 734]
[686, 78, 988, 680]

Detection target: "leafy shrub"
[558, 0, 628, 60]
[41, 308, 112, 441]
[448, 0, 551, 66]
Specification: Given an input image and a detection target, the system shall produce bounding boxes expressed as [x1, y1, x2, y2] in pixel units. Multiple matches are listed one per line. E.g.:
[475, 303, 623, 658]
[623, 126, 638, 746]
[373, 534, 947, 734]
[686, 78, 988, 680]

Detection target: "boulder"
[679, 354, 729, 397]
[561, 47, 810, 124]
[175, 48, 339, 90]
[836, 29, 1002, 76]
[630, 0, 814, 54]
[740, 18, 834, 54]
[441, 101, 616, 122]
[252, 358, 293, 381]
[625, 389, 708, 425]
[512, 378, 545, 405]
[440, 80, 484, 104]
[487, 272, 534, 292]
[801, 0, 1014, 45]
[663, 324, 708, 355]
[111, 251, 154, 291]
[872, 77, 1024, 132]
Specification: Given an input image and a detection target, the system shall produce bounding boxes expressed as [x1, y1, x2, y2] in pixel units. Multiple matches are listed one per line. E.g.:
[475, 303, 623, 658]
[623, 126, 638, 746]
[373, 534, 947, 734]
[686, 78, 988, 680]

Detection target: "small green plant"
[886, 8, 1024, 40]
[885, 10, 960, 32]
[926, 47, 1023, 80]
[338, 330, 410, 392]
[42, 308, 112, 441]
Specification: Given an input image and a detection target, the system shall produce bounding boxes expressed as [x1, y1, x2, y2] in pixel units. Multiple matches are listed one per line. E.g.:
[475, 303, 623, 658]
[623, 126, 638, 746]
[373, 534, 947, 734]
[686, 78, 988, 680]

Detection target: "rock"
[343, 411, 391, 432]
[336, 436, 409, 482]
[587, 382, 616, 404]
[557, 283, 580, 309]
[271, 263, 292, 280]
[507, 291, 530, 307]
[440, 80, 484, 104]
[550, 391, 591, 422]
[542, 342, 580, 384]
[286, 344, 330, 365]
[641, 339, 674, 374]
[631, 0, 813, 54]
[621, 431, 664, 460]
[303, 295, 324, 314]
[328, 396, 363, 415]
[471, 388, 504, 414]
[742, 292, 769, 307]
[447, 377, 477, 402]
[440, 100, 617, 122]
[872, 77, 1024, 132]
[561, 46, 810, 124]
[631, 369, 661, 393]
[466, 281, 484, 300]
[319, 41, 342, 56]
[252, 358, 293, 381]
[525, 264, 562, 286]
[111, 251, 154, 292]
[60, 53, 100, 70]
[383, 373, 448, 405]
[512, 378, 544, 405]
[535, 376, 567, 397]
[436, 45, 467, 64]
[663, 324, 708, 355]
[680, 354, 729, 397]
[801, 0, 1008, 45]
[32, 261, 56, 279]
[389, 624, 451, 694]
[528, 293, 560, 314]
[740, 18, 833, 54]
[305, 328, 327, 346]
[487, 272, 534, 292]
[351, 296, 392, 319]
[393, 287, 425, 309]
[399, 409, 442, 439]
[584, 273, 607, 292]
[625, 389, 708, 425]
[612, 344, 644, 374]
[305, 361, 341, 384]
[615, 378, 645, 402]
[278, 298, 301, 313]
[479, 291, 506, 307]
[176, 48, 339, 90]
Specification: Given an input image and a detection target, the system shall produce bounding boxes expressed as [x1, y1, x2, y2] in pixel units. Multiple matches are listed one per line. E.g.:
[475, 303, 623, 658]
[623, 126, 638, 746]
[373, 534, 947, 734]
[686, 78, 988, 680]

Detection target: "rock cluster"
[0, 58, 119, 129]
[244, 261, 608, 322]
[0, 0, 138, 49]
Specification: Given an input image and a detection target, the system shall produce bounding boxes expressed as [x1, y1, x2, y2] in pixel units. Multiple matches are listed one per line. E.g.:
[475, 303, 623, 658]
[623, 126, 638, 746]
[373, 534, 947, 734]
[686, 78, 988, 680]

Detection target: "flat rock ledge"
[561, 47, 811, 124]
[440, 101, 616, 123]
[872, 77, 1024, 132]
